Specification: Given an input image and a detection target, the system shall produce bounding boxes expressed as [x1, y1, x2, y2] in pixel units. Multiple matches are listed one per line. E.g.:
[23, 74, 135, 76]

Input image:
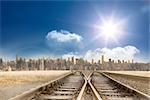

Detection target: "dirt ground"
[102, 71, 150, 77]
[0, 71, 70, 100]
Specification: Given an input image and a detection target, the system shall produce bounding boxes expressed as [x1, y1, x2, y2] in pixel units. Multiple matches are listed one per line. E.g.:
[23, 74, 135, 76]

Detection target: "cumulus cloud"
[84, 46, 140, 62]
[62, 46, 140, 62]
[46, 30, 83, 42]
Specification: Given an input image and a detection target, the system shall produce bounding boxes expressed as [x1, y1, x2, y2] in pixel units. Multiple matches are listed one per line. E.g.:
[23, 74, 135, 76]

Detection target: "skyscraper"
[71, 56, 74, 65]
[98, 60, 100, 64]
[108, 58, 111, 63]
[68, 57, 70, 62]
[92, 59, 94, 64]
[102, 55, 104, 64]
[132, 59, 134, 63]
[39, 59, 44, 70]
[16, 55, 19, 63]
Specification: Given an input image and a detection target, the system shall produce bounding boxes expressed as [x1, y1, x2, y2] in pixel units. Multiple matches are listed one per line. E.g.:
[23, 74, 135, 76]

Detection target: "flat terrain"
[0, 71, 149, 100]
[103, 71, 150, 77]
[0, 70, 70, 100]
[102, 71, 150, 96]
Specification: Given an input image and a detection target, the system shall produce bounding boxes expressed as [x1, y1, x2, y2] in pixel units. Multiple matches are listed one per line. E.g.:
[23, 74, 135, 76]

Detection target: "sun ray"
[92, 15, 127, 46]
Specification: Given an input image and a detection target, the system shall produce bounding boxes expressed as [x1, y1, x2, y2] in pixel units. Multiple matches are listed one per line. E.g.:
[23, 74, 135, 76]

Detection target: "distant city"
[0, 55, 149, 71]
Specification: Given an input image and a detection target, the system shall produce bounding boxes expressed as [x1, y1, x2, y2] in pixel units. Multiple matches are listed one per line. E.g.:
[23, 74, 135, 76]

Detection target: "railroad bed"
[90, 72, 149, 100]
[10, 71, 150, 100]
[10, 71, 85, 100]
[103, 72, 150, 95]
[35, 73, 84, 99]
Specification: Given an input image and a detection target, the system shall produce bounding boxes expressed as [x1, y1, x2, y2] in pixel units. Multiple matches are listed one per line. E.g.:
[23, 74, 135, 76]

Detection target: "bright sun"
[99, 16, 125, 41]
[101, 21, 118, 37]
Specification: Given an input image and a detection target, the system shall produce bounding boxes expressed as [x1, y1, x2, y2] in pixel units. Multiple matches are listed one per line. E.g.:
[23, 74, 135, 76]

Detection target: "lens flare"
[99, 17, 124, 40]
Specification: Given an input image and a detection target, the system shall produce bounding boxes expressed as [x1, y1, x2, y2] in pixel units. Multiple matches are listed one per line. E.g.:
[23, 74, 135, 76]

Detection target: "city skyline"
[0, 53, 147, 65]
[0, 54, 149, 71]
[0, 1, 149, 62]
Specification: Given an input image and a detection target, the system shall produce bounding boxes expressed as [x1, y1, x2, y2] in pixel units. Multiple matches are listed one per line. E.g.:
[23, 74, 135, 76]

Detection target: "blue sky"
[0, 1, 149, 62]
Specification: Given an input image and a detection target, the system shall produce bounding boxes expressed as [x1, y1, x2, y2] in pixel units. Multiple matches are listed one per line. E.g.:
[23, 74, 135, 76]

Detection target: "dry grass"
[0, 76, 56, 86]
[103, 71, 150, 77]
[0, 71, 70, 100]
[0, 70, 70, 86]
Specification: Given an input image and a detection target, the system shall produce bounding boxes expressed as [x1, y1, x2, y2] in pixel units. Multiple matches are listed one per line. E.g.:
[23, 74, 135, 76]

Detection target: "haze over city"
[0, 1, 149, 62]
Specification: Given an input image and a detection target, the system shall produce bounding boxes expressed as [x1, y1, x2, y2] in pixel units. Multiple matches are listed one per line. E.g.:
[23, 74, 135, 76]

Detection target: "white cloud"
[62, 46, 140, 62]
[46, 30, 83, 42]
[84, 46, 140, 62]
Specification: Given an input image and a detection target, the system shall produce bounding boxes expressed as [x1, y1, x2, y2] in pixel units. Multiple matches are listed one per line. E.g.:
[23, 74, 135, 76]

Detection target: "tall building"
[92, 59, 94, 64]
[102, 55, 104, 64]
[132, 59, 134, 63]
[0, 58, 3, 65]
[16, 55, 19, 63]
[71, 56, 74, 65]
[76, 58, 79, 64]
[68, 57, 70, 62]
[39, 59, 44, 70]
[108, 58, 111, 63]
[112, 60, 114, 63]
[128, 60, 130, 63]
[118, 60, 121, 63]
[16, 55, 20, 69]
[0, 58, 3, 70]
[98, 60, 100, 64]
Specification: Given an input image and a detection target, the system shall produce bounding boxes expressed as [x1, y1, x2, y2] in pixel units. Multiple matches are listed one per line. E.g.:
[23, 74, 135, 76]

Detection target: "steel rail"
[88, 78, 103, 100]
[82, 71, 93, 80]
[87, 71, 93, 80]
[10, 72, 73, 100]
[76, 77, 87, 100]
[76, 71, 94, 100]
[102, 72, 150, 99]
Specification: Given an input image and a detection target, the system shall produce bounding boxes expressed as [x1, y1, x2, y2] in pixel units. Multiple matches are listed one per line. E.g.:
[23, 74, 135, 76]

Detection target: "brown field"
[0, 70, 70, 86]
[103, 71, 150, 77]
[0, 70, 70, 100]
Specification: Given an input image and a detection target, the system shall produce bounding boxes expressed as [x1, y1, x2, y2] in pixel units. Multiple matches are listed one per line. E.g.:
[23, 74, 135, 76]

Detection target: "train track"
[10, 71, 86, 100]
[90, 72, 149, 100]
[10, 71, 149, 100]
[36, 72, 84, 100]
[103, 72, 150, 96]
